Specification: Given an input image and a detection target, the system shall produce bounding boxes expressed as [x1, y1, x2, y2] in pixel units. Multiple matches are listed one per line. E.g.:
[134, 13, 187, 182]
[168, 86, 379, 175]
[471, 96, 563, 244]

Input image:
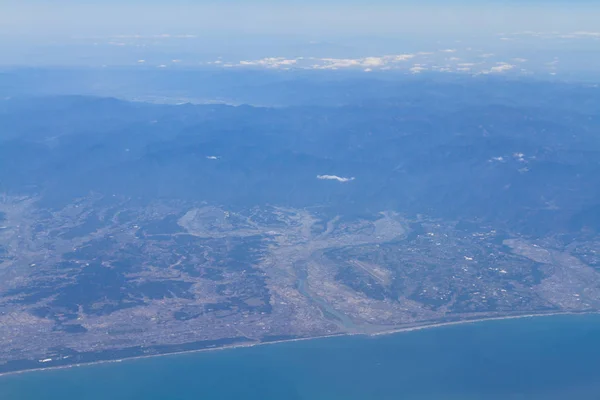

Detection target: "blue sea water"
[2, 314, 600, 400]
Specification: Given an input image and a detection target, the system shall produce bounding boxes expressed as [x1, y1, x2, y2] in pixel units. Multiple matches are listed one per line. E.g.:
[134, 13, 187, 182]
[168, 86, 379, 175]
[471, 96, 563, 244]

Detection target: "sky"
[1, 0, 599, 38]
[0, 0, 598, 73]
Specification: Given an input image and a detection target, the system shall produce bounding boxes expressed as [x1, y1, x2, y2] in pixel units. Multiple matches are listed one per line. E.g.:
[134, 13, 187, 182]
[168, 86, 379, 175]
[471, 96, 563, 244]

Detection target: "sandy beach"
[0, 310, 595, 379]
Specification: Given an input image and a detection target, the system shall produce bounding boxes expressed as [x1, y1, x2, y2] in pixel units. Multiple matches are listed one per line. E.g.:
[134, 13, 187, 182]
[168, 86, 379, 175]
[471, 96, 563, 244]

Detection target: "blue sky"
[1, 0, 599, 38]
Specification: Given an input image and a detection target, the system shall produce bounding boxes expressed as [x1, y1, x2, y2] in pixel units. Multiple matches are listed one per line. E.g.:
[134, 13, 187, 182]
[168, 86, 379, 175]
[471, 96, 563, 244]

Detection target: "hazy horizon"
[1, 1, 599, 38]
[0, 1, 599, 77]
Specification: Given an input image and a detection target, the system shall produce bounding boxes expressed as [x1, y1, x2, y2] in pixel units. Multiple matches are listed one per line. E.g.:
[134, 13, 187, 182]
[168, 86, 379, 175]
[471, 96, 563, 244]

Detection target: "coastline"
[367, 311, 596, 337]
[0, 310, 596, 379]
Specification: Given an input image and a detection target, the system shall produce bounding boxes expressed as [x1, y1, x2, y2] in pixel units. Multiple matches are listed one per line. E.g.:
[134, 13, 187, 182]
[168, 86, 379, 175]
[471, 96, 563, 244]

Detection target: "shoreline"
[367, 311, 596, 337]
[0, 310, 596, 379]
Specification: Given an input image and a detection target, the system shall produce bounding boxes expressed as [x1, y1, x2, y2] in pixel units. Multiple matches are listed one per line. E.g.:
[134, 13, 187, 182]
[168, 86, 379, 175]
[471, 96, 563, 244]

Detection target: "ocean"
[1, 314, 600, 400]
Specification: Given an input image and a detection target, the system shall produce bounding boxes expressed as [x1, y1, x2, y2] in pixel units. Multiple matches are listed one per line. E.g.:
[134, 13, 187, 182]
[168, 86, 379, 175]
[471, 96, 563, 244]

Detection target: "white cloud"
[490, 64, 515, 73]
[206, 156, 219, 160]
[316, 58, 367, 69]
[313, 54, 413, 70]
[137, 59, 146, 63]
[488, 62, 515, 73]
[235, 54, 415, 71]
[362, 57, 386, 67]
[317, 175, 355, 183]
[207, 51, 536, 76]
[390, 54, 415, 61]
[513, 152, 526, 162]
[410, 65, 426, 74]
[239, 57, 298, 68]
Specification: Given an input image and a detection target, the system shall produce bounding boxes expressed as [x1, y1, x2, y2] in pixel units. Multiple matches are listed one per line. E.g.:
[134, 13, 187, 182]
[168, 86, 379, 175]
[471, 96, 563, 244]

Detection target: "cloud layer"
[202, 49, 529, 77]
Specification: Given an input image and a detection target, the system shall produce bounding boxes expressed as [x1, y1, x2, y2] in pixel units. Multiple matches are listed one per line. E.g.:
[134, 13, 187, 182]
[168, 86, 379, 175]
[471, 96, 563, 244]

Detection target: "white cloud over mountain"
[203, 47, 555, 77]
[229, 54, 415, 71]
[317, 175, 355, 183]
